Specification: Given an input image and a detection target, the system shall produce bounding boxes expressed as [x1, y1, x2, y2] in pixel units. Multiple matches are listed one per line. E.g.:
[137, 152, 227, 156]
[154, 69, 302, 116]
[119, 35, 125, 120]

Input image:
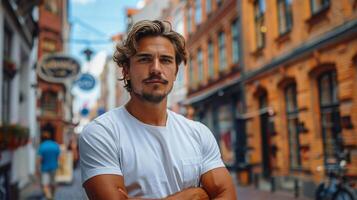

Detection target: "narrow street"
[53, 168, 87, 200]
[22, 167, 313, 200]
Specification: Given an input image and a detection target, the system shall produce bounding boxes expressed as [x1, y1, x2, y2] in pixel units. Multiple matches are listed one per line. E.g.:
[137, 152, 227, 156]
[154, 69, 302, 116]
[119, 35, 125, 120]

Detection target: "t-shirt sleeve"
[198, 122, 225, 175]
[79, 121, 122, 184]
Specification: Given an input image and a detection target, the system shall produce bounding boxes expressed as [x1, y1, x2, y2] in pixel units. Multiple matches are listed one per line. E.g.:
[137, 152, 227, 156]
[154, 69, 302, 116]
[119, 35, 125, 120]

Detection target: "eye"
[138, 57, 152, 63]
[161, 58, 173, 64]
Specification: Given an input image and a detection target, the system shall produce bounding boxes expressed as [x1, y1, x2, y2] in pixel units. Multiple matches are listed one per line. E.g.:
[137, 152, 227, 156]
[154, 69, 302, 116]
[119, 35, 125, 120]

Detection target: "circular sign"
[80, 107, 89, 117]
[76, 73, 96, 91]
[97, 107, 106, 116]
[37, 53, 80, 83]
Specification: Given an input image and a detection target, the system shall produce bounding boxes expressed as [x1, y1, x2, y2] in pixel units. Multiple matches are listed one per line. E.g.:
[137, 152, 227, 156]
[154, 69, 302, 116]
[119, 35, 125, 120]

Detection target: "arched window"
[318, 71, 341, 164]
[284, 83, 301, 169]
[41, 91, 58, 115]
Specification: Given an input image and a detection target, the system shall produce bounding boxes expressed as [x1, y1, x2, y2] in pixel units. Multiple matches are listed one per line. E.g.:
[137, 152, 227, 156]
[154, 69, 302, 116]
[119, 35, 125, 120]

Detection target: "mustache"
[142, 75, 168, 84]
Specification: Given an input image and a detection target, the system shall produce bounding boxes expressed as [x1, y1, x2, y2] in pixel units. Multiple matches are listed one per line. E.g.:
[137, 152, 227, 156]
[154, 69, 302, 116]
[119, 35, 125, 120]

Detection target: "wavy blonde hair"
[113, 20, 187, 92]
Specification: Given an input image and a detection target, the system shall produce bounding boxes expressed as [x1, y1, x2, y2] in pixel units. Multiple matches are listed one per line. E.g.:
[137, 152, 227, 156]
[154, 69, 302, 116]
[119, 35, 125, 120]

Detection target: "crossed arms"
[83, 167, 237, 200]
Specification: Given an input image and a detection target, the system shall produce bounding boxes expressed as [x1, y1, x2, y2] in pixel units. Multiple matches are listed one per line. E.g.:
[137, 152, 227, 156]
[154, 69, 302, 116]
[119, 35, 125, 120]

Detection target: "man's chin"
[134, 91, 167, 104]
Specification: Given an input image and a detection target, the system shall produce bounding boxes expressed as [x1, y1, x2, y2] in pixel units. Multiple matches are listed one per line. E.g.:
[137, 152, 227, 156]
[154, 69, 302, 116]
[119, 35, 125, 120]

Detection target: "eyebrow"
[135, 53, 174, 60]
[135, 53, 152, 58]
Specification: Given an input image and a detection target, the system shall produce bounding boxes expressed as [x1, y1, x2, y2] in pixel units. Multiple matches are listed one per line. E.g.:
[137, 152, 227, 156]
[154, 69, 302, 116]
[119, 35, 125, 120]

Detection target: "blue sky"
[69, 0, 140, 64]
[69, 0, 140, 113]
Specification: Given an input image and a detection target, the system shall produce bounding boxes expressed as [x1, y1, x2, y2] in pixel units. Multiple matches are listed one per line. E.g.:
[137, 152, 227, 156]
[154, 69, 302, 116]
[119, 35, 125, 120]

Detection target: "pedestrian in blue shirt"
[37, 131, 60, 200]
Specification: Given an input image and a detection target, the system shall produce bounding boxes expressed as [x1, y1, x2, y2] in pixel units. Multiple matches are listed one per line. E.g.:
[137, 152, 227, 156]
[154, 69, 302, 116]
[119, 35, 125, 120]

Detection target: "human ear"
[123, 65, 130, 80]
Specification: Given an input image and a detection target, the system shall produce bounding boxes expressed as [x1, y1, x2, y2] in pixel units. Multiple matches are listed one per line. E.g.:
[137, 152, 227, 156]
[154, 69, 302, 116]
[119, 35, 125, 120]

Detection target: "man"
[79, 20, 237, 199]
[37, 131, 60, 200]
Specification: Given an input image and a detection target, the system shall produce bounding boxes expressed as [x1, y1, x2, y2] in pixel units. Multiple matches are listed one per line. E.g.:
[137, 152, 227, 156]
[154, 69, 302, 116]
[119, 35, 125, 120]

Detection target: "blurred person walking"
[37, 131, 60, 200]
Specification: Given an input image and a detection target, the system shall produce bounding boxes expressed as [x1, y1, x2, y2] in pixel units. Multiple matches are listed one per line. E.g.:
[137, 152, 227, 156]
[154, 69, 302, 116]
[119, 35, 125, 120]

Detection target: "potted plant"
[0, 124, 29, 151]
[3, 57, 17, 79]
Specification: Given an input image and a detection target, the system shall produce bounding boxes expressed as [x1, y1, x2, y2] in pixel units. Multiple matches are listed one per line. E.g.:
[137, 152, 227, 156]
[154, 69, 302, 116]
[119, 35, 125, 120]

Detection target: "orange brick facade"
[37, 0, 67, 144]
[185, 0, 357, 196]
[241, 0, 357, 194]
[184, 0, 245, 169]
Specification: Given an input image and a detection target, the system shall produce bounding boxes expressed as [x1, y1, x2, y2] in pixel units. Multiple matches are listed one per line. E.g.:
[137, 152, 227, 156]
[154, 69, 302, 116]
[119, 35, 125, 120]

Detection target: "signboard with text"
[37, 54, 80, 83]
[76, 73, 96, 91]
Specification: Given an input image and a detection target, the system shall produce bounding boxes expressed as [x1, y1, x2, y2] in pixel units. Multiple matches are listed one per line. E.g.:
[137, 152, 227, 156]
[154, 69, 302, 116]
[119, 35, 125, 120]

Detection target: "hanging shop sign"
[37, 54, 80, 83]
[76, 73, 96, 91]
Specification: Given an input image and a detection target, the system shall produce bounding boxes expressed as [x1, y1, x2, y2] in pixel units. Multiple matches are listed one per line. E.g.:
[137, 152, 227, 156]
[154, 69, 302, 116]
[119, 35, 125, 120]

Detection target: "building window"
[176, 63, 185, 86]
[218, 31, 226, 71]
[285, 83, 301, 169]
[254, 0, 266, 49]
[318, 71, 341, 164]
[2, 24, 13, 124]
[41, 91, 58, 115]
[195, 0, 202, 25]
[208, 40, 214, 78]
[206, 0, 212, 14]
[217, 0, 223, 7]
[197, 49, 204, 82]
[277, 0, 293, 35]
[187, 6, 193, 34]
[310, 0, 330, 14]
[189, 58, 195, 87]
[231, 19, 240, 64]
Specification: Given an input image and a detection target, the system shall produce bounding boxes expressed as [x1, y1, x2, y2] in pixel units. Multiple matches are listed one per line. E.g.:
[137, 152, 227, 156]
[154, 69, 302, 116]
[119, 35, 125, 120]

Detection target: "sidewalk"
[236, 185, 313, 200]
[20, 168, 87, 200]
[19, 175, 44, 200]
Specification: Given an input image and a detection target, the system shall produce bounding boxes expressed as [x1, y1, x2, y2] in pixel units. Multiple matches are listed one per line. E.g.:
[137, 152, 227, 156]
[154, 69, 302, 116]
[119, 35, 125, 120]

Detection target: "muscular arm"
[200, 167, 237, 200]
[83, 175, 209, 200]
[83, 174, 128, 200]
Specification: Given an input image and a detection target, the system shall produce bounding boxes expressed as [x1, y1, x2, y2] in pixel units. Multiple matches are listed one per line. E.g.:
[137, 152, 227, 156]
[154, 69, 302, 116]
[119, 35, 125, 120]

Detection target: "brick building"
[183, 0, 246, 170]
[37, 0, 72, 144]
[183, 0, 357, 197]
[241, 0, 357, 197]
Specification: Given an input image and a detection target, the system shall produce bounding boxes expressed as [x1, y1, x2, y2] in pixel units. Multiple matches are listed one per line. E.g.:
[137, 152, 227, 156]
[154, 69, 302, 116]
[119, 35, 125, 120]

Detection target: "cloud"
[73, 0, 95, 5]
[136, 0, 145, 9]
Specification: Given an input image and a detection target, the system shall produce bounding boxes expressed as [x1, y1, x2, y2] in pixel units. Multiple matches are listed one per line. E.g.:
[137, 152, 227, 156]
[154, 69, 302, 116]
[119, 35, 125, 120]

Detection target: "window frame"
[189, 57, 195, 87]
[254, 0, 266, 49]
[231, 18, 240, 64]
[2, 24, 13, 124]
[195, 0, 202, 25]
[208, 40, 214, 78]
[206, 0, 212, 15]
[197, 48, 204, 82]
[277, 0, 293, 35]
[317, 71, 342, 165]
[310, 0, 330, 15]
[218, 31, 227, 71]
[284, 83, 302, 169]
[187, 5, 193, 34]
[41, 91, 58, 116]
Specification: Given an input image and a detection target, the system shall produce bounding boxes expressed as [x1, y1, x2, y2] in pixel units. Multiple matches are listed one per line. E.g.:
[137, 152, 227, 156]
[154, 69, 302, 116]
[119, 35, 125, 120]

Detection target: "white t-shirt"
[79, 106, 225, 198]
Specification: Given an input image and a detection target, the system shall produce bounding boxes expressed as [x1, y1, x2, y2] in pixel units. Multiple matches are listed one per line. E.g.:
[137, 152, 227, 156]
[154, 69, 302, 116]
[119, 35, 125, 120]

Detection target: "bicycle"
[315, 151, 357, 200]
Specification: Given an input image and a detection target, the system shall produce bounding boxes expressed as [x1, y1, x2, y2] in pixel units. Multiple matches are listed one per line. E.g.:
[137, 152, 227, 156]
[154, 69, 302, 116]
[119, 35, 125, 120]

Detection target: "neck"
[125, 94, 168, 126]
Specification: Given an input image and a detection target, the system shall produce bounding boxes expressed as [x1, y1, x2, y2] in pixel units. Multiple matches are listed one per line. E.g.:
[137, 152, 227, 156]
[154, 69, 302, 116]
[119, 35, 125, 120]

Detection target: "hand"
[165, 187, 209, 200]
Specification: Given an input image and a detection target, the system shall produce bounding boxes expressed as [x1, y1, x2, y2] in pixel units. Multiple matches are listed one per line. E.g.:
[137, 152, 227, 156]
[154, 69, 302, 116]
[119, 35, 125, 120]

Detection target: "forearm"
[205, 181, 237, 200]
[120, 187, 208, 200]
[165, 187, 209, 200]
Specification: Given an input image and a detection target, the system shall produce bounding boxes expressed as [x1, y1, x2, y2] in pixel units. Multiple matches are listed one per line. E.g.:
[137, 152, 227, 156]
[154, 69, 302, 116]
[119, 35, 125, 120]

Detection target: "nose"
[150, 57, 161, 74]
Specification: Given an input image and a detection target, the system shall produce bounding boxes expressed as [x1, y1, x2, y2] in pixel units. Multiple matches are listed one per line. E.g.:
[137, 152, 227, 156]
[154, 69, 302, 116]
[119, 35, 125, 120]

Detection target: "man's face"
[126, 36, 177, 103]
